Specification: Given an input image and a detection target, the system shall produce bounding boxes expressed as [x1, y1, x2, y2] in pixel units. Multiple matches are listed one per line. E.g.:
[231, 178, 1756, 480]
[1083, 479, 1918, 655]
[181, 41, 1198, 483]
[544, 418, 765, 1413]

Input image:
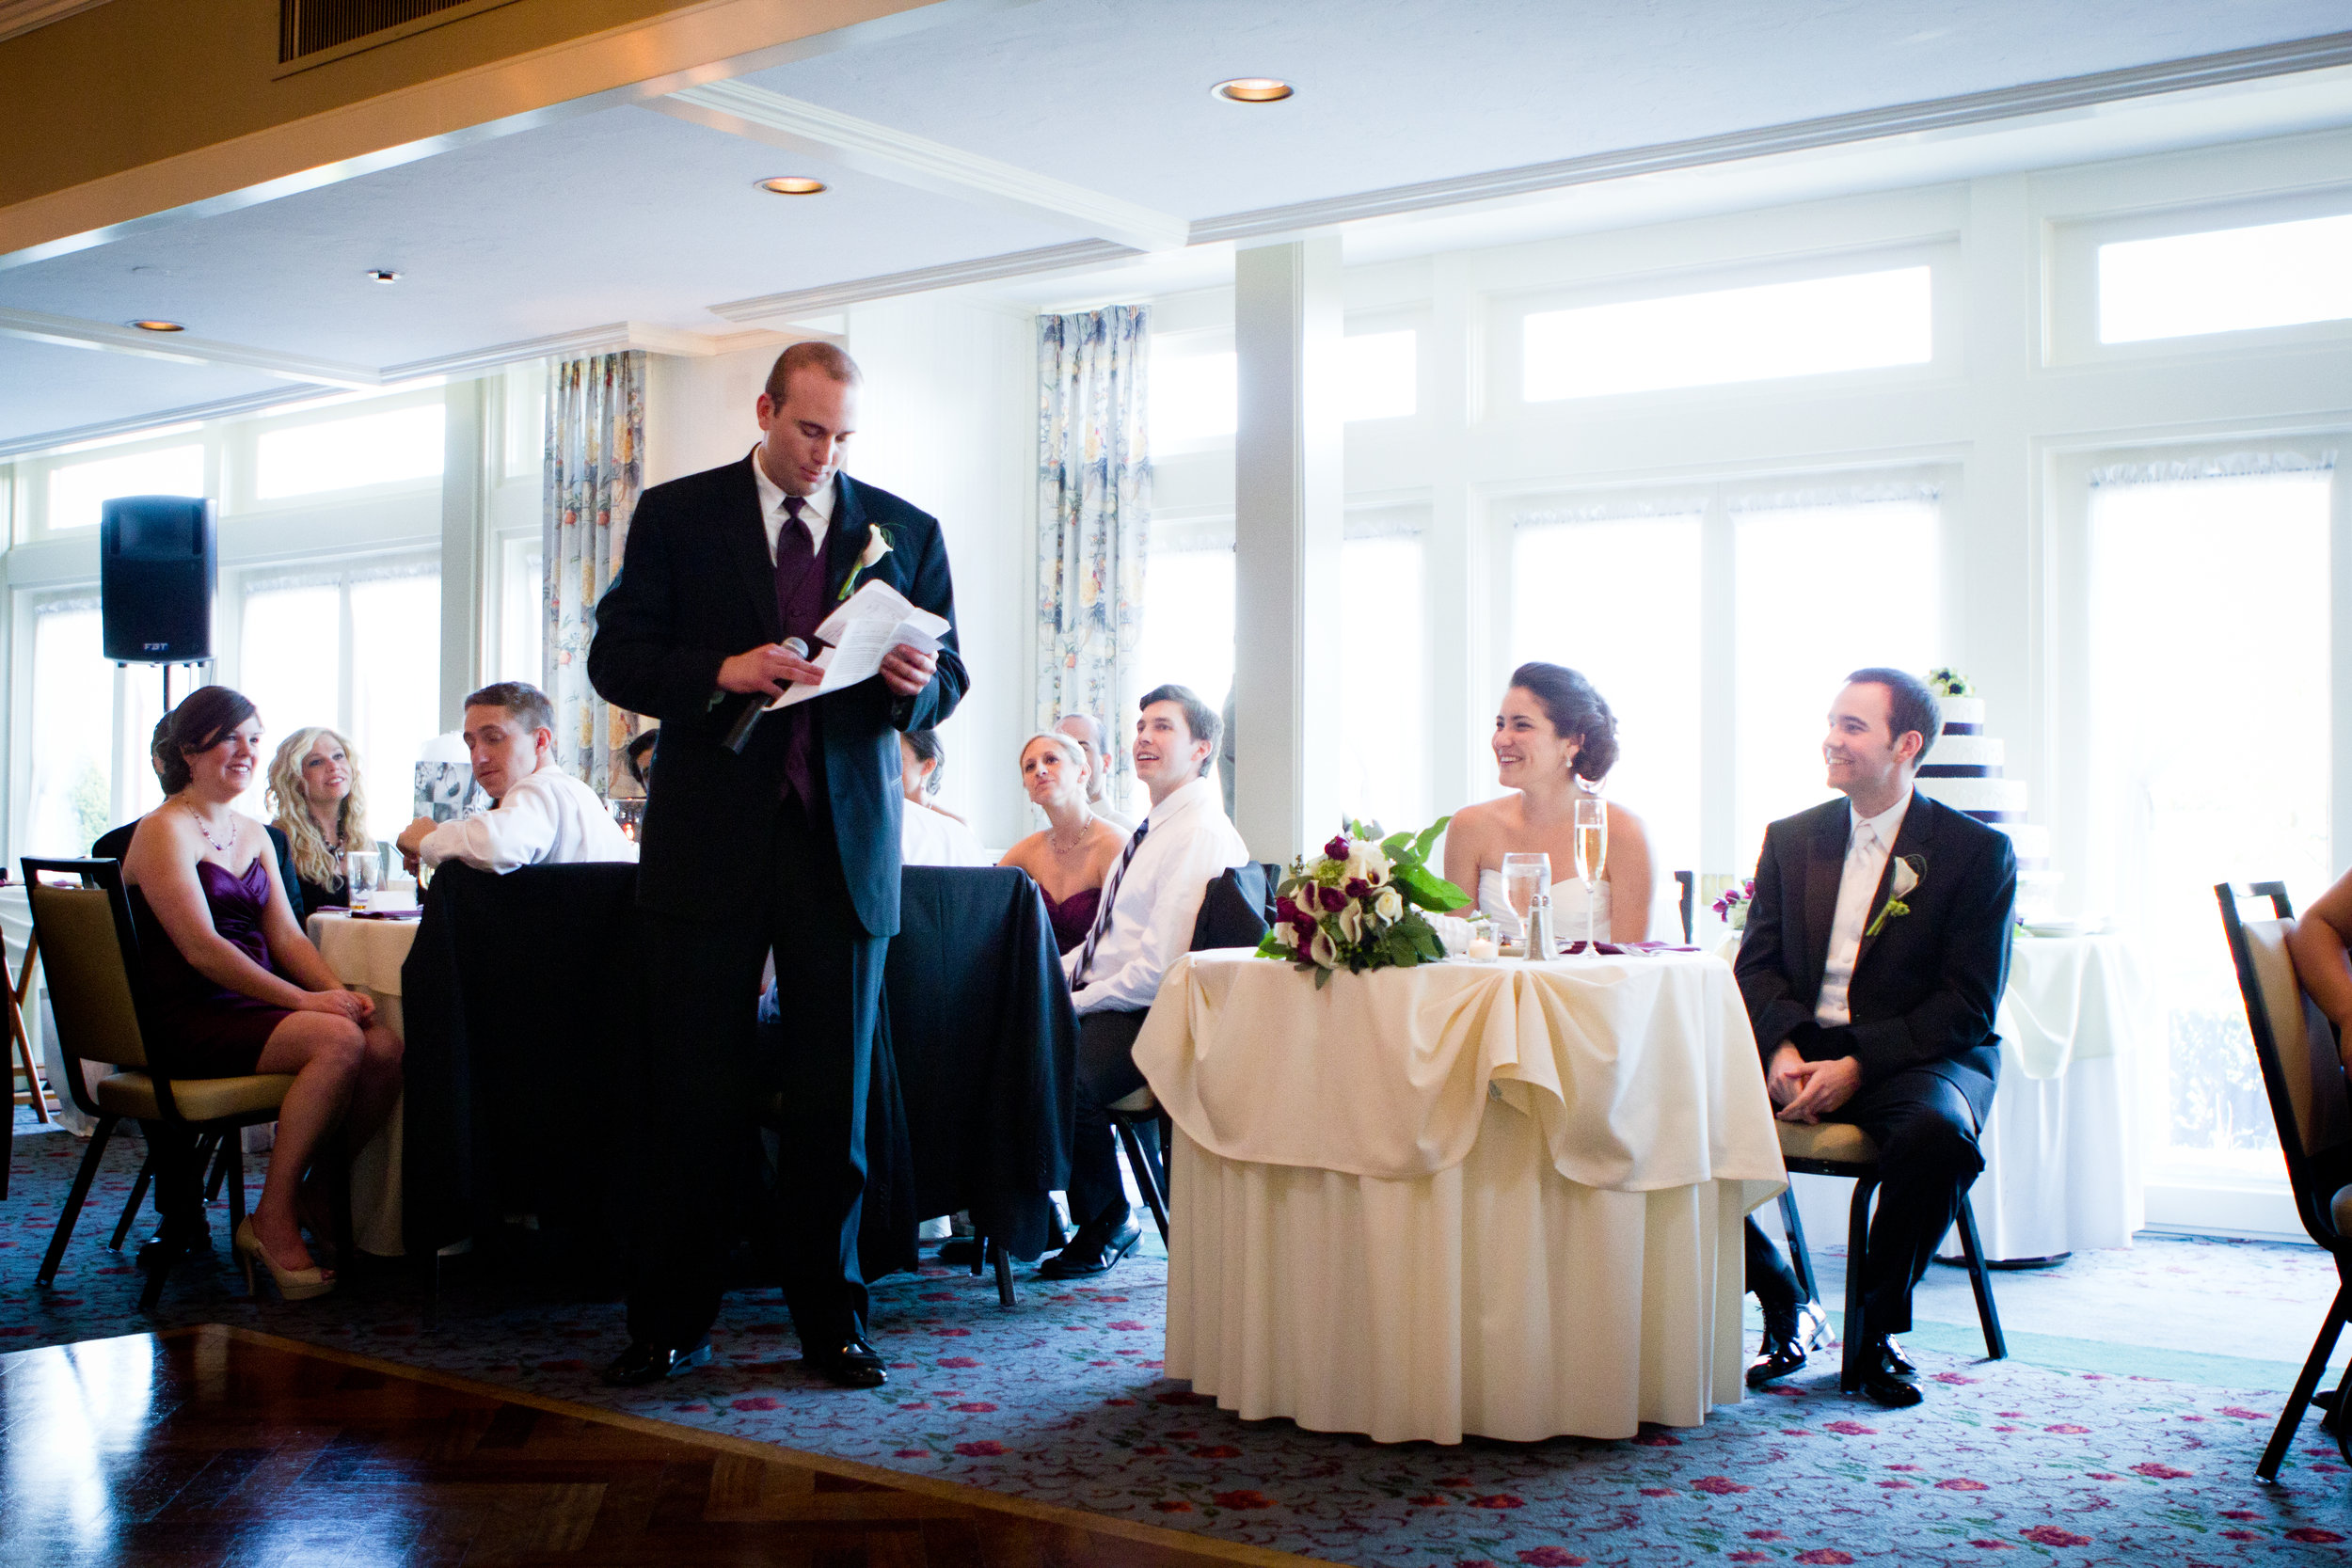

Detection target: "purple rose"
[1320, 885, 1348, 912]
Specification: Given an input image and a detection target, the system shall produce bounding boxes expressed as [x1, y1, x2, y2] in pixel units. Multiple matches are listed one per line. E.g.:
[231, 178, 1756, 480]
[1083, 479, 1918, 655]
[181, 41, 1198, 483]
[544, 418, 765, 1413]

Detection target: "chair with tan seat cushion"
[2217, 880, 2352, 1479]
[1773, 1111, 2009, 1394]
[24, 857, 295, 1310]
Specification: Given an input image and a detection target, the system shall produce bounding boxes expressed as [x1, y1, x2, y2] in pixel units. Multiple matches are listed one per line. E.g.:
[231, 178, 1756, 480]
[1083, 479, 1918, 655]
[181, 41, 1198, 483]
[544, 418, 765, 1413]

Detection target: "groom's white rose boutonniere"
[836, 527, 893, 602]
[1866, 853, 1926, 939]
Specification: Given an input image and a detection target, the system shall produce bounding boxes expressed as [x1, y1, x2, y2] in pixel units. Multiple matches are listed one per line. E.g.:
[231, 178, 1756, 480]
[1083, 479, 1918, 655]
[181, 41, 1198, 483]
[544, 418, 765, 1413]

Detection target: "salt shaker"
[1529, 891, 1557, 961]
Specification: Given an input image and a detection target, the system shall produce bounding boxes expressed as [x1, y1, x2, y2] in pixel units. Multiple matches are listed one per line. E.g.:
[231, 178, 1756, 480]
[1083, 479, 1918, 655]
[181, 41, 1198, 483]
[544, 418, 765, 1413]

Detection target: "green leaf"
[1411, 816, 1451, 861]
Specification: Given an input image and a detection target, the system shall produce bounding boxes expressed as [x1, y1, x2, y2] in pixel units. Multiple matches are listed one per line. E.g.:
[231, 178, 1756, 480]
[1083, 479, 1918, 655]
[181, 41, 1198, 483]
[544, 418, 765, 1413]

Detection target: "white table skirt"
[1166, 1101, 1756, 1445]
[308, 912, 419, 1257]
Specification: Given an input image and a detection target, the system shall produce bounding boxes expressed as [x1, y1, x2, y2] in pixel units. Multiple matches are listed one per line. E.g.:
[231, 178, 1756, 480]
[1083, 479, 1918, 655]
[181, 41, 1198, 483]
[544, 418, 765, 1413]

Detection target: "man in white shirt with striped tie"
[1041, 683, 1248, 1278]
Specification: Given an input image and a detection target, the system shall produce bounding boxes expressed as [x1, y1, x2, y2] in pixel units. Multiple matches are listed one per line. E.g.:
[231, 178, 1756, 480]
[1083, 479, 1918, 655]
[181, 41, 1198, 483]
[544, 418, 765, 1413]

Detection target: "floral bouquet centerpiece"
[1710, 877, 1756, 931]
[1257, 817, 1470, 989]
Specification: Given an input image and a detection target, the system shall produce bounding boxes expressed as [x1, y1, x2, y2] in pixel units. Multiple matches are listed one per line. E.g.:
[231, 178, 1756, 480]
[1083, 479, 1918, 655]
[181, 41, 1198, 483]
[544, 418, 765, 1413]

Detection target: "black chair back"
[1674, 870, 1694, 944]
[2217, 881, 2352, 1249]
[1191, 862, 1279, 951]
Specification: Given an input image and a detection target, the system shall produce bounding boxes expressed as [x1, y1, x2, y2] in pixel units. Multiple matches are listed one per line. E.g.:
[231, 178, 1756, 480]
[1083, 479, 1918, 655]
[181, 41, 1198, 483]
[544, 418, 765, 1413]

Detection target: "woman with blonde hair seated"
[122, 687, 404, 1301]
[267, 726, 373, 913]
[999, 729, 1125, 954]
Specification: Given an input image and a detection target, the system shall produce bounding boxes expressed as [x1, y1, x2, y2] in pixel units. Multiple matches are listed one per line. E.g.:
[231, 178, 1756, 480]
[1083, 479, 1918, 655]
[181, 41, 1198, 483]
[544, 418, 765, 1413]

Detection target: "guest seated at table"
[1039, 684, 1248, 1279]
[394, 682, 638, 875]
[1442, 662, 1658, 942]
[999, 730, 1126, 953]
[120, 686, 405, 1302]
[267, 726, 373, 913]
[1056, 711, 1136, 833]
[898, 729, 991, 867]
[2288, 865, 2352, 1067]
[1735, 668, 2016, 1408]
[96, 717, 309, 926]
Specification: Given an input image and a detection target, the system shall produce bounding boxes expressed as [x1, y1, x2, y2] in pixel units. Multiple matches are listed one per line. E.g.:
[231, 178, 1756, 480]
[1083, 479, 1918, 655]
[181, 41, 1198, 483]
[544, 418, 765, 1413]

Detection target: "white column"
[437, 376, 486, 730]
[1232, 238, 1345, 861]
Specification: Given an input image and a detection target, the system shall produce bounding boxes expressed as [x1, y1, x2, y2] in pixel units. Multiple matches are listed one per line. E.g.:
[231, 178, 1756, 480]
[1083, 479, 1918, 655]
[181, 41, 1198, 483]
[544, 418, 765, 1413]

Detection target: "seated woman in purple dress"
[996, 730, 1126, 954]
[121, 687, 404, 1302]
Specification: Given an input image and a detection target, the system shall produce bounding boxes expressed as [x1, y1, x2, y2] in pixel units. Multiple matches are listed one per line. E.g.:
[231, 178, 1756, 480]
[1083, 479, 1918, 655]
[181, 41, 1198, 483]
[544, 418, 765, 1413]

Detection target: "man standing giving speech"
[589, 341, 965, 1389]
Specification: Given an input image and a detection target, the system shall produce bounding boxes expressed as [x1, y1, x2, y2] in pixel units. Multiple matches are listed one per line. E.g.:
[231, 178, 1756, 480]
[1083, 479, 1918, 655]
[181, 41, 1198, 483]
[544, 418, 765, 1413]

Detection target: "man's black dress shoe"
[1877, 1337, 1916, 1377]
[1858, 1335, 1923, 1408]
[134, 1220, 211, 1272]
[1746, 1300, 1830, 1387]
[1038, 1213, 1141, 1280]
[935, 1237, 983, 1269]
[804, 1331, 888, 1389]
[600, 1340, 712, 1387]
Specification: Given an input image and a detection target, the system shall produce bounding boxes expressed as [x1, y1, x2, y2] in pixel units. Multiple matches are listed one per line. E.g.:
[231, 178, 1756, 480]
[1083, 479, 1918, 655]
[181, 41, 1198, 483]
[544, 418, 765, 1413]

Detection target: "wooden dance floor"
[0, 1324, 1311, 1566]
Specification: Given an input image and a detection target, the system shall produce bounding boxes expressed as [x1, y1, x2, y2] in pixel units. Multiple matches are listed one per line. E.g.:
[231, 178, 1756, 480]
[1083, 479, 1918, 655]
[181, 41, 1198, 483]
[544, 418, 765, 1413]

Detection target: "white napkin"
[1424, 911, 1473, 957]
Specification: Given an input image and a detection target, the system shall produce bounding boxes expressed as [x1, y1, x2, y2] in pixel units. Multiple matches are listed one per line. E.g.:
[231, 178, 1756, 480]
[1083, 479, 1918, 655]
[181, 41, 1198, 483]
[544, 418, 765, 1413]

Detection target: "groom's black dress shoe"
[1877, 1337, 1916, 1378]
[601, 1339, 712, 1387]
[1858, 1335, 1923, 1408]
[1038, 1212, 1141, 1280]
[804, 1329, 888, 1389]
[1746, 1300, 1830, 1387]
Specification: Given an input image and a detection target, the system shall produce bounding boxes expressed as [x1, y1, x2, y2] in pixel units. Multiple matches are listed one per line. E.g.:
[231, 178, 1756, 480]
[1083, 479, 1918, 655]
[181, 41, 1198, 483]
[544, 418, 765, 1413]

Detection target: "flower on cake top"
[1925, 667, 1974, 698]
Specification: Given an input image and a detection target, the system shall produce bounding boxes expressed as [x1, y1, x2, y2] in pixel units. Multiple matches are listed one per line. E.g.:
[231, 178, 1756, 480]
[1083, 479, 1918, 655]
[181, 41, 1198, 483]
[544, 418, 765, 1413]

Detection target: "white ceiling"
[1, 0, 2348, 452]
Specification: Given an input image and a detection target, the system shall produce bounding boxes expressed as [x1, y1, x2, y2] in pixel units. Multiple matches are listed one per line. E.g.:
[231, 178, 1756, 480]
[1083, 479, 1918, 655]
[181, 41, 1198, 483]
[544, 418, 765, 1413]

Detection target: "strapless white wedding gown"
[1477, 867, 1616, 944]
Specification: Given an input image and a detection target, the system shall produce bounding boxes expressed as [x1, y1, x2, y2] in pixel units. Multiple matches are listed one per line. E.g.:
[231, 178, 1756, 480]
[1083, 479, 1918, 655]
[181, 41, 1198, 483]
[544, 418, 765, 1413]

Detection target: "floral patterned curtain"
[543, 351, 644, 797]
[1036, 307, 1151, 808]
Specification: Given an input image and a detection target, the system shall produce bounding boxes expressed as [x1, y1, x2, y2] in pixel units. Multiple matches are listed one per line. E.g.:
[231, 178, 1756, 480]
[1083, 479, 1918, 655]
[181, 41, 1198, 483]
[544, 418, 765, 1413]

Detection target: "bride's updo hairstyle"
[1509, 662, 1618, 785]
[153, 686, 260, 795]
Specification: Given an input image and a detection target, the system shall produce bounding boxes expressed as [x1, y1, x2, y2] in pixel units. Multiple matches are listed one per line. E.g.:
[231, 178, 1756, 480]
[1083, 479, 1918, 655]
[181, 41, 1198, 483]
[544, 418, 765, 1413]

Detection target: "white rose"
[1309, 927, 1338, 968]
[1274, 921, 1299, 950]
[1375, 886, 1404, 922]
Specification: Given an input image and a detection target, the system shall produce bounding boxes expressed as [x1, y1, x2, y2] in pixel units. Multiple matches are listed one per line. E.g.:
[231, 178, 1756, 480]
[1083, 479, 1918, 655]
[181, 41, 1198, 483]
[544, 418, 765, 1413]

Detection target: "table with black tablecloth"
[391, 863, 1073, 1275]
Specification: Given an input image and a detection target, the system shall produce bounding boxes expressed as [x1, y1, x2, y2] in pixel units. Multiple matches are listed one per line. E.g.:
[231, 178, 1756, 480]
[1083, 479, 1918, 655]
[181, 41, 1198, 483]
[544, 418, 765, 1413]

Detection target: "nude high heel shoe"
[234, 1217, 335, 1301]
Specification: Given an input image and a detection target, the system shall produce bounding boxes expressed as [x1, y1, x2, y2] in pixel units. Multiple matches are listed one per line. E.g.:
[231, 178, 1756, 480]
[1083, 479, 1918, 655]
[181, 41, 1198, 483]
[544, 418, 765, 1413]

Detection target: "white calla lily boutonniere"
[1866, 853, 1927, 938]
[836, 526, 894, 602]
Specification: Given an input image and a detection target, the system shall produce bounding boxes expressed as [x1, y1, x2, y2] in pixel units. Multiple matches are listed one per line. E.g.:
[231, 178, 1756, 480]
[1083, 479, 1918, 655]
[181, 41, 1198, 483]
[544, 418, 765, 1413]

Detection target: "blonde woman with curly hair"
[267, 727, 373, 913]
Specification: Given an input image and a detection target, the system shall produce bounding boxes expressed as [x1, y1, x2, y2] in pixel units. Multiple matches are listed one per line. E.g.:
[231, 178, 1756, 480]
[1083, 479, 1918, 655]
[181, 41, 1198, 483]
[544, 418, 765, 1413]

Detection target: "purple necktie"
[772, 496, 825, 804]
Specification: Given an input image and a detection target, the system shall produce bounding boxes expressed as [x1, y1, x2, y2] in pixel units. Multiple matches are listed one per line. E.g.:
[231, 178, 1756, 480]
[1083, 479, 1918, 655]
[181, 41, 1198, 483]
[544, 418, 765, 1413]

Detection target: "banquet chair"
[2215, 880, 2352, 1480]
[1774, 1123, 2008, 1393]
[22, 858, 294, 1310]
[1674, 871, 1694, 943]
[1106, 861, 1281, 1249]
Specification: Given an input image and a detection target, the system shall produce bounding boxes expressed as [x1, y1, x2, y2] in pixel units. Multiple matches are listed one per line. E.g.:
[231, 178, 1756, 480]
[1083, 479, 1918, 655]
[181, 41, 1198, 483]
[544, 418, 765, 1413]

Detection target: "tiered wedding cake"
[1915, 670, 2061, 921]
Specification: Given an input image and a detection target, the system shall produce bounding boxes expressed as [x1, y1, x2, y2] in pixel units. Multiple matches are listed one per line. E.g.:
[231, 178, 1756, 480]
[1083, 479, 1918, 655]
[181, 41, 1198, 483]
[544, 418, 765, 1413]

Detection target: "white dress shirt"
[1090, 799, 1137, 835]
[420, 766, 641, 875]
[1064, 773, 1248, 1015]
[1814, 789, 1913, 1027]
[749, 448, 834, 563]
[901, 798, 993, 867]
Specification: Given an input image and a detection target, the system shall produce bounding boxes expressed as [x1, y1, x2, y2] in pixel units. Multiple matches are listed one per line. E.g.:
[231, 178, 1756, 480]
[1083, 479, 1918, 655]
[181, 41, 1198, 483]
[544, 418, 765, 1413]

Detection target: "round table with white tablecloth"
[1136, 948, 1786, 1446]
[307, 910, 421, 1256]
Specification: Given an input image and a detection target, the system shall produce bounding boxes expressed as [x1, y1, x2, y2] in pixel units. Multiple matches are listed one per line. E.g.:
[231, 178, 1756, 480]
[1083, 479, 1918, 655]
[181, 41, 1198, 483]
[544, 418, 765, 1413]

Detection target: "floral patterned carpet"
[5, 1122, 2349, 1566]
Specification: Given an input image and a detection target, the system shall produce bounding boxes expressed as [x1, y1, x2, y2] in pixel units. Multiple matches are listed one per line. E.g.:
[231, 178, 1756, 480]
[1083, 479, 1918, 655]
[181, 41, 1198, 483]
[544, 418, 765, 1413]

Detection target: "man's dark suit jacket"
[587, 456, 966, 936]
[1733, 791, 2017, 1123]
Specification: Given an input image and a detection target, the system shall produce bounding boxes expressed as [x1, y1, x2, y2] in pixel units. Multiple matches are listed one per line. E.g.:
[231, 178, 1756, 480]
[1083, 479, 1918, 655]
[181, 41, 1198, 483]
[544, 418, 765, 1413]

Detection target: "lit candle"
[1467, 935, 1498, 962]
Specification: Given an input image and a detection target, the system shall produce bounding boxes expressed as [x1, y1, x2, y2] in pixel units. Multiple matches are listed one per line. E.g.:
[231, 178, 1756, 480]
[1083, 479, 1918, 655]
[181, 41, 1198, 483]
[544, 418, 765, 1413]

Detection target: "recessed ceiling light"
[366, 268, 401, 284]
[757, 177, 827, 196]
[1212, 77, 1293, 103]
[128, 319, 185, 332]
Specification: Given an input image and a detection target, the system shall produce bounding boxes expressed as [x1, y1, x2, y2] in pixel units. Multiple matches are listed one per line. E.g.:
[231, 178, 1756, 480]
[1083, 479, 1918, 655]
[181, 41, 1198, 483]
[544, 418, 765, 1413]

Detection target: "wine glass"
[1501, 852, 1549, 950]
[1572, 799, 1608, 949]
[345, 846, 381, 912]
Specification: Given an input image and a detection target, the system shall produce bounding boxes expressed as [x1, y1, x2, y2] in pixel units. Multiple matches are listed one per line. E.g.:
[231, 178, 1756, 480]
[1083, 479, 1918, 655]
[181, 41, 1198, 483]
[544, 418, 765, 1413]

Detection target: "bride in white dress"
[1443, 662, 1658, 943]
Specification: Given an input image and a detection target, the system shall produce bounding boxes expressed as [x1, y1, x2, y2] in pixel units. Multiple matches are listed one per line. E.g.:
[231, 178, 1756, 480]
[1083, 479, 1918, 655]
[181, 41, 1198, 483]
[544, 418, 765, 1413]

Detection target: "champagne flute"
[1573, 798, 1608, 950]
[1501, 852, 1549, 951]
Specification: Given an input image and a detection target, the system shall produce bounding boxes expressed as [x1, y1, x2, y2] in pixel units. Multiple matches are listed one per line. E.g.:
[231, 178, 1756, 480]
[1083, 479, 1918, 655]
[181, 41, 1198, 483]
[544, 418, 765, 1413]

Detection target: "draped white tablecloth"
[1136, 950, 1786, 1445]
[309, 911, 419, 1257]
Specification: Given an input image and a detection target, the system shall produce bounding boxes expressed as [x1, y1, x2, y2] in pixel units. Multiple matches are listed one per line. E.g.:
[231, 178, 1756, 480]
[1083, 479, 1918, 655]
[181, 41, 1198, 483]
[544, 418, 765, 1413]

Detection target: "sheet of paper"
[766, 581, 948, 710]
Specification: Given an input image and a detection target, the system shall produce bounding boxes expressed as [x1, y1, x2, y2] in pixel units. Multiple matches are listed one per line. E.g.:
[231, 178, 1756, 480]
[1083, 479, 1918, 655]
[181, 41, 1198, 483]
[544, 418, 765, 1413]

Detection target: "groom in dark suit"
[1735, 668, 2015, 1407]
[588, 341, 966, 1388]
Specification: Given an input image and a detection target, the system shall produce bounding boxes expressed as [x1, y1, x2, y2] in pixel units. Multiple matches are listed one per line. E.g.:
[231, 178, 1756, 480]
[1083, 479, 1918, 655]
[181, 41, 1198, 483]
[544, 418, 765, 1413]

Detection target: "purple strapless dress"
[129, 858, 294, 1077]
[1040, 885, 1102, 956]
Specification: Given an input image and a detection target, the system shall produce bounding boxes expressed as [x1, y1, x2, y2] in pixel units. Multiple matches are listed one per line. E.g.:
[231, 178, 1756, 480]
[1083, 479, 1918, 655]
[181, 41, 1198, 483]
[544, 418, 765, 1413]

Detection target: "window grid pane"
[1338, 534, 1427, 831]
[1136, 546, 1235, 722]
[238, 584, 342, 821]
[349, 575, 443, 844]
[1343, 331, 1416, 422]
[256, 404, 445, 500]
[46, 446, 204, 533]
[2098, 213, 2352, 345]
[26, 608, 112, 855]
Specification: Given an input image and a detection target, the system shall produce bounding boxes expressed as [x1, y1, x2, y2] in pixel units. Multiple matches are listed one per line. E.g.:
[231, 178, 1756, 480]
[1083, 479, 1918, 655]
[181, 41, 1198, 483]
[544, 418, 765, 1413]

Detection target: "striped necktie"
[1073, 816, 1151, 988]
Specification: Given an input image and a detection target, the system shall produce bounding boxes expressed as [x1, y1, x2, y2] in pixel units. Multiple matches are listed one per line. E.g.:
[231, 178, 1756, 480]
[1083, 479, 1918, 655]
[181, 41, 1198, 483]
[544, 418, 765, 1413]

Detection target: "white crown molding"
[0, 0, 109, 46]
[710, 239, 1131, 323]
[0, 307, 381, 388]
[651, 79, 1189, 253]
[384, 320, 794, 380]
[1191, 30, 2352, 245]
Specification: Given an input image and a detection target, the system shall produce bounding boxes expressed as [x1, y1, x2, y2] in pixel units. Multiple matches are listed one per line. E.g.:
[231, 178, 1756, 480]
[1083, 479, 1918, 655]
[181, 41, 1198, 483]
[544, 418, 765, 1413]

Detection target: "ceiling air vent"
[279, 0, 487, 63]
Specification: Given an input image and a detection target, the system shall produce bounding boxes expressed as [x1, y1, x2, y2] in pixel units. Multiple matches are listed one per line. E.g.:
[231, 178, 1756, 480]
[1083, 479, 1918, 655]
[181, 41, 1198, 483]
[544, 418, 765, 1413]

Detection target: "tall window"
[2099, 213, 2352, 344]
[236, 560, 441, 842]
[1150, 341, 1236, 446]
[24, 598, 112, 855]
[1135, 540, 1234, 719]
[1732, 489, 1942, 863]
[2084, 456, 2334, 1180]
[254, 404, 443, 499]
[1339, 530, 1428, 831]
[1513, 506, 1703, 880]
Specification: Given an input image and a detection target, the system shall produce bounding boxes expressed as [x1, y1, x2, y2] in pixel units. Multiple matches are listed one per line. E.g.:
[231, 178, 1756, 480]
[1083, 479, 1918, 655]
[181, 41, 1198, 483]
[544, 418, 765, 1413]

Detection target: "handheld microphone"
[722, 637, 809, 754]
